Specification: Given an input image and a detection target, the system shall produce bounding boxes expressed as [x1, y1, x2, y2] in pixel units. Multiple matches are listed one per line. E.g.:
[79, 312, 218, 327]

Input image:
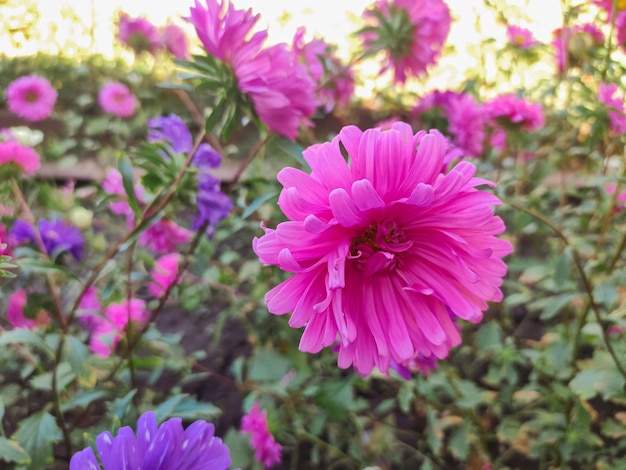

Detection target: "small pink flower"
[241, 402, 282, 468]
[253, 123, 512, 376]
[98, 82, 137, 118]
[598, 82, 626, 135]
[162, 24, 190, 59]
[359, 0, 452, 83]
[506, 25, 539, 49]
[118, 13, 162, 54]
[149, 253, 181, 297]
[6, 290, 50, 330]
[102, 168, 144, 220]
[6, 74, 57, 122]
[89, 299, 150, 357]
[0, 140, 41, 175]
[140, 219, 193, 254]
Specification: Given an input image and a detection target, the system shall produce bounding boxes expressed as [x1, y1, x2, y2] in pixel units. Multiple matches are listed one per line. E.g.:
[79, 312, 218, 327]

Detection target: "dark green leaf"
[242, 191, 278, 219]
[0, 437, 30, 465]
[117, 155, 142, 217]
[13, 410, 62, 470]
[0, 330, 54, 358]
[248, 349, 290, 383]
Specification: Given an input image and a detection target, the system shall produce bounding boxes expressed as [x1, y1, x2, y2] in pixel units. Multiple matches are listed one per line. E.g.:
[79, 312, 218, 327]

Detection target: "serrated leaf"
[0, 437, 30, 464]
[13, 410, 62, 470]
[570, 368, 626, 400]
[266, 135, 306, 167]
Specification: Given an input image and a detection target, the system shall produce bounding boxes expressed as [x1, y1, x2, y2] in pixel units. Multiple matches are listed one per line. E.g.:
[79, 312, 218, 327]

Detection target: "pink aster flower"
[149, 253, 182, 297]
[241, 402, 282, 468]
[359, 0, 452, 83]
[506, 25, 539, 49]
[188, 0, 317, 140]
[87, 298, 150, 357]
[552, 24, 604, 74]
[98, 82, 137, 118]
[483, 94, 544, 149]
[253, 123, 512, 376]
[292, 27, 355, 113]
[598, 82, 626, 135]
[6, 75, 57, 122]
[118, 13, 162, 54]
[413, 90, 485, 158]
[162, 24, 190, 59]
[140, 219, 193, 254]
[0, 140, 41, 175]
[6, 290, 50, 330]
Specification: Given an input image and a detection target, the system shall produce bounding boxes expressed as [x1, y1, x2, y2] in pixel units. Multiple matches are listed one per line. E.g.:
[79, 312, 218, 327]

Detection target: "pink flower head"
[506, 25, 539, 49]
[162, 23, 190, 59]
[189, 0, 317, 140]
[359, 0, 452, 83]
[7, 290, 50, 330]
[483, 94, 544, 148]
[118, 13, 162, 54]
[599, 82, 626, 135]
[552, 24, 604, 74]
[149, 253, 181, 297]
[253, 123, 512, 376]
[292, 27, 355, 112]
[0, 140, 41, 175]
[6, 74, 57, 122]
[102, 168, 144, 220]
[139, 219, 193, 254]
[88, 299, 150, 357]
[98, 82, 137, 118]
[241, 403, 282, 468]
[413, 90, 485, 158]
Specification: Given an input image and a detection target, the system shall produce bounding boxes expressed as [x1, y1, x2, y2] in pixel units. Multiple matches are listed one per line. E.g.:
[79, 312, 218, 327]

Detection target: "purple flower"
[147, 114, 194, 155]
[70, 410, 232, 469]
[11, 218, 84, 260]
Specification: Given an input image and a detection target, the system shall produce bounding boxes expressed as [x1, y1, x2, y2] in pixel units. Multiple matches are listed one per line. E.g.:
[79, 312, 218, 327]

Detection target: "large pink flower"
[598, 82, 626, 135]
[359, 0, 452, 83]
[0, 140, 41, 175]
[118, 13, 162, 54]
[253, 123, 512, 376]
[98, 82, 137, 118]
[188, 0, 317, 140]
[241, 403, 281, 468]
[6, 74, 57, 122]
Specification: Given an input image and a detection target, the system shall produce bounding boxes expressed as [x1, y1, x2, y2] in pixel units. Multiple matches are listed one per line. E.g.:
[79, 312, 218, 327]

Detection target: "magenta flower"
[188, 0, 317, 140]
[6, 74, 57, 122]
[292, 27, 355, 112]
[149, 253, 181, 298]
[0, 140, 41, 175]
[139, 219, 193, 254]
[98, 82, 137, 118]
[413, 90, 485, 158]
[598, 82, 626, 135]
[253, 123, 511, 376]
[70, 410, 232, 469]
[241, 402, 282, 468]
[552, 24, 604, 74]
[162, 23, 190, 59]
[594, 0, 626, 16]
[359, 0, 452, 83]
[506, 25, 539, 49]
[118, 13, 162, 54]
[6, 289, 50, 330]
[483, 94, 544, 148]
[616, 11, 626, 52]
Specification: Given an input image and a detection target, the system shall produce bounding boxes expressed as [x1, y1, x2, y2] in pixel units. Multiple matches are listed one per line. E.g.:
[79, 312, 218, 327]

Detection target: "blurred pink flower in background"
[506, 25, 539, 49]
[598, 82, 626, 135]
[552, 24, 604, 74]
[6, 289, 50, 330]
[118, 13, 162, 54]
[102, 168, 144, 220]
[241, 402, 282, 468]
[605, 183, 626, 211]
[189, 0, 317, 140]
[359, 0, 452, 83]
[149, 253, 182, 297]
[593, 0, 626, 16]
[98, 82, 137, 118]
[139, 219, 193, 254]
[483, 94, 544, 148]
[0, 140, 41, 175]
[162, 23, 190, 59]
[616, 11, 626, 52]
[253, 123, 512, 376]
[6, 74, 57, 122]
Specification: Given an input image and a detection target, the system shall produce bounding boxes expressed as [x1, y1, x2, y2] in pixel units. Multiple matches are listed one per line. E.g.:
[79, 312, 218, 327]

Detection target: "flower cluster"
[189, 0, 317, 140]
[241, 402, 282, 468]
[253, 123, 511, 376]
[70, 410, 232, 469]
[5, 74, 57, 122]
[11, 217, 84, 260]
[359, 0, 452, 83]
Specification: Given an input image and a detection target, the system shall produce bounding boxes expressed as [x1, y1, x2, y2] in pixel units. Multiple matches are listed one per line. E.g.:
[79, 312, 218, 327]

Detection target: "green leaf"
[248, 349, 290, 383]
[266, 135, 306, 167]
[554, 249, 571, 288]
[205, 99, 227, 134]
[475, 322, 502, 352]
[0, 437, 30, 465]
[63, 336, 89, 373]
[30, 362, 75, 392]
[0, 329, 54, 358]
[314, 379, 355, 419]
[539, 293, 576, 321]
[570, 368, 626, 400]
[242, 191, 278, 219]
[108, 389, 137, 422]
[117, 155, 142, 217]
[13, 410, 62, 470]
[61, 390, 108, 413]
[16, 258, 78, 280]
[593, 283, 619, 308]
[154, 394, 221, 422]
[448, 421, 470, 461]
